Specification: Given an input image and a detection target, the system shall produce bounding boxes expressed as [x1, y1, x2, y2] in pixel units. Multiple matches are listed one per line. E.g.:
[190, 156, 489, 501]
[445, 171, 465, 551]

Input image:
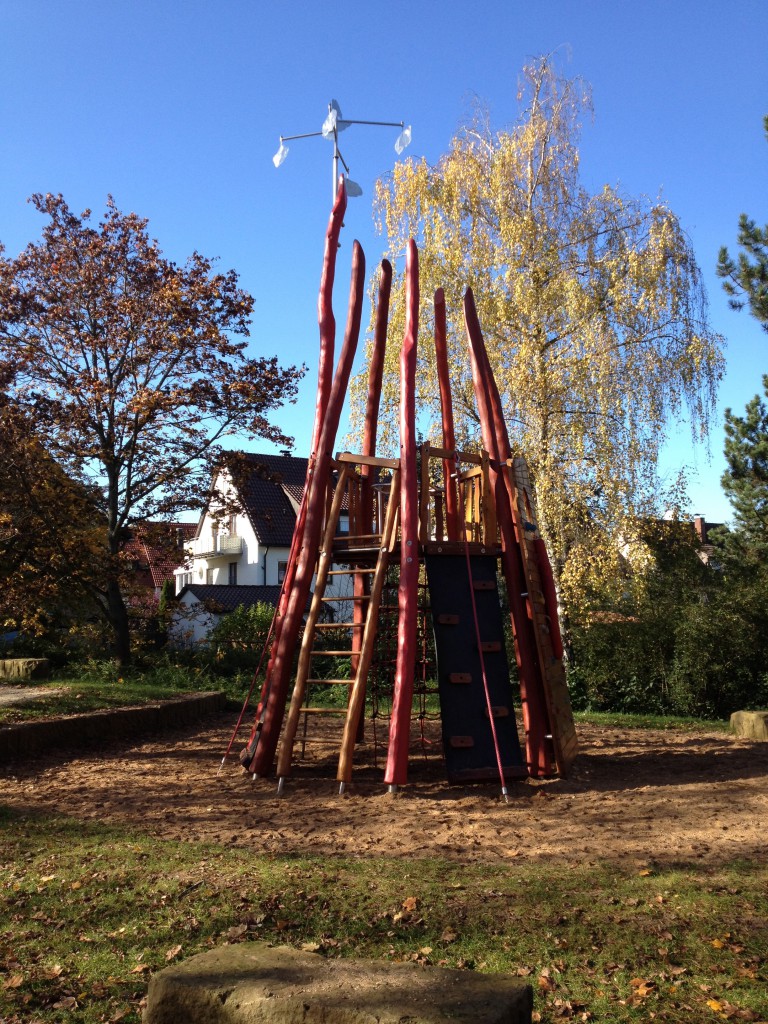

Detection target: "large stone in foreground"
[731, 710, 768, 741]
[144, 942, 533, 1024]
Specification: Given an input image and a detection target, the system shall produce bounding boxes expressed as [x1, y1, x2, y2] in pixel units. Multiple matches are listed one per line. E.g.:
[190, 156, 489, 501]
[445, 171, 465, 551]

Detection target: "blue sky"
[1, 0, 766, 524]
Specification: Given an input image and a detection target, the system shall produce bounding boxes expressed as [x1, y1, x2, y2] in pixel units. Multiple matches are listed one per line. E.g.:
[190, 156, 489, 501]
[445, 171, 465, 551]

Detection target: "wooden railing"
[418, 443, 497, 546]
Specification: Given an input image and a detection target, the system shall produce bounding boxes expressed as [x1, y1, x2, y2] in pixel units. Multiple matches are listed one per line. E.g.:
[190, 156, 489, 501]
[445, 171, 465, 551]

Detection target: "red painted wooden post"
[251, 237, 366, 777]
[434, 287, 460, 542]
[311, 179, 347, 458]
[385, 239, 420, 788]
[351, 260, 392, 734]
[361, 261, 392, 498]
[463, 287, 552, 777]
[240, 181, 348, 768]
[534, 537, 564, 660]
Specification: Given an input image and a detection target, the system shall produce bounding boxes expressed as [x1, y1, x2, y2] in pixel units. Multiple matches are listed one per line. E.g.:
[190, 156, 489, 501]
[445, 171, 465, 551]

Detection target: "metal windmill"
[273, 99, 411, 200]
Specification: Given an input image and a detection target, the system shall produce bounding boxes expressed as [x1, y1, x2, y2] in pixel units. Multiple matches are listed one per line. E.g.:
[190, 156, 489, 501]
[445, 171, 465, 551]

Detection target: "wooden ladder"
[506, 458, 578, 776]
[276, 460, 401, 791]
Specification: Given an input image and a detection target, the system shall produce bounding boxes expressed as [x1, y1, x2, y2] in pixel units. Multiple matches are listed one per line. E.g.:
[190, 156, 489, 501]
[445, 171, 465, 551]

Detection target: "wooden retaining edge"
[0, 691, 226, 761]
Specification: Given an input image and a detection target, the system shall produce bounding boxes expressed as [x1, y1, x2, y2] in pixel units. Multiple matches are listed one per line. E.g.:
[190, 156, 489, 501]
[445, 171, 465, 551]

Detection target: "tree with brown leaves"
[0, 194, 303, 664]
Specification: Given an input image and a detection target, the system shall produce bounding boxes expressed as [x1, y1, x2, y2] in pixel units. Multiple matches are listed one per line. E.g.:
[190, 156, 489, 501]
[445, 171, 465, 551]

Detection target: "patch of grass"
[573, 710, 731, 733]
[1, 810, 766, 1023]
[0, 665, 243, 725]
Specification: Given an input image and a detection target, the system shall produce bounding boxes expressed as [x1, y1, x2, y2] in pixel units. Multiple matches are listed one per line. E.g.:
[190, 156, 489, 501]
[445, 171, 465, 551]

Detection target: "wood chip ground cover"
[1, 711, 766, 1022]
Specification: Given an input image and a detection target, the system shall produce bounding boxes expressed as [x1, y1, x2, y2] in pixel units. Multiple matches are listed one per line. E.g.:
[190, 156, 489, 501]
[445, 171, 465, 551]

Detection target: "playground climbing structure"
[239, 180, 578, 791]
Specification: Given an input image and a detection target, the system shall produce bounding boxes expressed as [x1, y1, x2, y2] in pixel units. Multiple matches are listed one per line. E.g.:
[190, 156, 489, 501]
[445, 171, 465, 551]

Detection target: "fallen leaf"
[5, 974, 24, 989]
[440, 929, 458, 944]
[633, 982, 655, 998]
[707, 998, 724, 1012]
[130, 963, 151, 974]
[165, 944, 182, 961]
[300, 942, 321, 953]
[402, 896, 418, 913]
[419, 946, 433, 956]
[71, 880, 82, 891]
[712, 939, 725, 949]
[53, 996, 78, 1009]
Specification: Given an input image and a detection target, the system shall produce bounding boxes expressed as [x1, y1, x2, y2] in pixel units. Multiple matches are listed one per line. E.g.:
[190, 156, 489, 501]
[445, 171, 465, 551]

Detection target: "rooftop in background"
[176, 583, 285, 612]
[228, 452, 309, 547]
[125, 523, 197, 590]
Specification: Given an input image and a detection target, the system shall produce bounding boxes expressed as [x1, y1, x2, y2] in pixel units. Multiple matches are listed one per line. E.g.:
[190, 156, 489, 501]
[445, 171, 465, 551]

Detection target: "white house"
[171, 452, 349, 645]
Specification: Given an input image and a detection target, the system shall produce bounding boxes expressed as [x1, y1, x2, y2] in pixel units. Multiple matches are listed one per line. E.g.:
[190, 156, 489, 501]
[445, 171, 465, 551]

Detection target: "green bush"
[206, 602, 275, 672]
[568, 523, 768, 719]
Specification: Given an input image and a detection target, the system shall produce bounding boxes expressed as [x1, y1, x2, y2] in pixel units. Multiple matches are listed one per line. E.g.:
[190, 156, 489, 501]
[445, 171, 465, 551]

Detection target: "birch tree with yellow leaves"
[351, 57, 724, 625]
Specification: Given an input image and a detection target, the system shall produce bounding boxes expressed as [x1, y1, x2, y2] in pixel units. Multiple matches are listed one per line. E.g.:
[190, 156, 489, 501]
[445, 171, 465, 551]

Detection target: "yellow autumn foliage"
[349, 57, 724, 620]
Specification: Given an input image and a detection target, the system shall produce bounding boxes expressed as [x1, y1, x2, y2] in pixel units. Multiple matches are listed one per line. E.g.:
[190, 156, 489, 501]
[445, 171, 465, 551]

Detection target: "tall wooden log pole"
[433, 287, 460, 542]
[385, 239, 419, 789]
[463, 287, 552, 777]
[311, 180, 347, 456]
[360, 260, 392, 521]
[241, 181, 348, 767]
[251, 236, 366, 777]
[350, 260, 392, 721]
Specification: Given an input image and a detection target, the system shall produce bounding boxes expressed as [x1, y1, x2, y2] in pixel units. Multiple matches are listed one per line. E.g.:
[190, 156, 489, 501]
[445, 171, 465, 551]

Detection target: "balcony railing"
[191, 534, 243, 558]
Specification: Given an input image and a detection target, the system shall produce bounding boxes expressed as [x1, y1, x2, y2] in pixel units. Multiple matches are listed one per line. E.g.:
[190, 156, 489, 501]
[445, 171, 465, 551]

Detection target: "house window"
[277, 560, 288, 583]
[229, 513, 237, 535]
[337, 512, 350, 535]
[206, 568, 214, 585]
[228, 561, 237, 585]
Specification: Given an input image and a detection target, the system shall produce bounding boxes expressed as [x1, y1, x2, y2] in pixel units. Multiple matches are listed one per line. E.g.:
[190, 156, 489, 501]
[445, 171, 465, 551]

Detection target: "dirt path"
[0, 685, 62, 707]
[1, 712, 766, 866]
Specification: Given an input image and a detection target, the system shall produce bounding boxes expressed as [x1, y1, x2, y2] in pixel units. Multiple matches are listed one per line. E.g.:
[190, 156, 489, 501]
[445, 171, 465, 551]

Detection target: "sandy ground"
[0, 685, 63, 707]
[1, 710, 767, 866]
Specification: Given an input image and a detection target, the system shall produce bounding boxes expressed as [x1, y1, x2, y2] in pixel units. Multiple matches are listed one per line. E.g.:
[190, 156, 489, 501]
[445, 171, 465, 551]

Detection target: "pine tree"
[716, 115, 768, 332]
[721, 375, 768, 559]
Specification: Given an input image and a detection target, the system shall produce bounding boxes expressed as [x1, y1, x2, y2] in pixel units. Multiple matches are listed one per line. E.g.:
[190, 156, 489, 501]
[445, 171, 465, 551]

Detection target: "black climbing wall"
[425, 553, 526, 783]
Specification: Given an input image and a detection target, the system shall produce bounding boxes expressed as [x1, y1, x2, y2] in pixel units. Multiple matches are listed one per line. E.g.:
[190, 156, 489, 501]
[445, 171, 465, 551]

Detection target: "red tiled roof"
[126, 523, 197, 588]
